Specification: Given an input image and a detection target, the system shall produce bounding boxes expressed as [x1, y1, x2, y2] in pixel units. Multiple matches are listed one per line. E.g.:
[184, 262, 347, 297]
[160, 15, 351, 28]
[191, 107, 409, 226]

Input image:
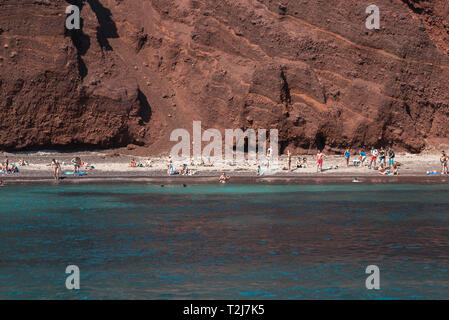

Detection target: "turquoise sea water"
[0, 182, 448, 299]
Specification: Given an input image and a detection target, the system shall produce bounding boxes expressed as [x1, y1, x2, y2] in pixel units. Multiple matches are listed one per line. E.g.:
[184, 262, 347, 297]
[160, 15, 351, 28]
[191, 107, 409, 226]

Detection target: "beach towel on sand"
[63, 172, 87, 176]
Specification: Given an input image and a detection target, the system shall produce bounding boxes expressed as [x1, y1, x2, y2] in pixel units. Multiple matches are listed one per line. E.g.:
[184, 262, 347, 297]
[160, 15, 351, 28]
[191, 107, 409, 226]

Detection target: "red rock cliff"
[0, 0, 448, 153]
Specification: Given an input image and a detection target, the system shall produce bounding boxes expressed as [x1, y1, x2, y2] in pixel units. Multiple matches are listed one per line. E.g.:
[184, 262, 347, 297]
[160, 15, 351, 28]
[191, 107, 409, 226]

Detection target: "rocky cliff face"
[0, 0, 448, 153]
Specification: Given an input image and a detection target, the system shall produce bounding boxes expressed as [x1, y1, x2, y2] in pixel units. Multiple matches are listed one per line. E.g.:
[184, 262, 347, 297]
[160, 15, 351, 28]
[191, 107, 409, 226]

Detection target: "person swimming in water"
[219, 172, 230, 183]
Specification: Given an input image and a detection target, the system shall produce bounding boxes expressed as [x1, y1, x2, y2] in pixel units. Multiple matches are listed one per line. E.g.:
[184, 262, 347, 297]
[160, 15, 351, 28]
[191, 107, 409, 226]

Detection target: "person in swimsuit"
[286, 150, 292, 171]
[51, 159, 59, 180]
[56, 160, 61, 179]
[388, 148, 395, 167]
[359, 151, 367, 166]
[72, 157, 81, 174]
[441, 151, 448, 175]
[344, 149, 350, 167]
[219, 172, 230, 183]
[379, 148, 386, 169]
[316, 150, 325, 173]
[369, 148, 378, 168]
[167, 159, 174, 175]
[2, 156, 9, 173]
[393, 163, 399, 175]
[267, 147, 273, 168]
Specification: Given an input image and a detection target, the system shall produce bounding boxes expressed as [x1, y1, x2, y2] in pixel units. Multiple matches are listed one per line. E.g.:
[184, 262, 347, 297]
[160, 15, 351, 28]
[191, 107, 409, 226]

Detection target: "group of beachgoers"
[281, 150, 326, 173]
[1, 148, 447, 183]
[166, 157, 215, 176]
[343, 147, 400, 175]
[279, 148, 400, 175]
[129, 158, 152, 168]
[1, 156, 27, 175]
[49, 157, 93, 180]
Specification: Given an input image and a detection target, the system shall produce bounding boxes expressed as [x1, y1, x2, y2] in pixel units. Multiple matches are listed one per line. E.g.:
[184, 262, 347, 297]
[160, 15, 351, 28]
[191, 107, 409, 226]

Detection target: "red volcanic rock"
[0, 0, 448, 153]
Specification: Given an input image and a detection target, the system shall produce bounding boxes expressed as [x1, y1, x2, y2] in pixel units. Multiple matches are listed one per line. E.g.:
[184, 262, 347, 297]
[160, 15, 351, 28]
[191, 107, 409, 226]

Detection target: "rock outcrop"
[0, 0, 448, 153]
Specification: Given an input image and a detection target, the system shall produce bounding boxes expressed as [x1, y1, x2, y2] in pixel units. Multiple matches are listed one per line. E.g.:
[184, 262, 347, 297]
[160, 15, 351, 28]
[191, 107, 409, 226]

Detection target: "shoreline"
[1, 150, 448, 185]
[1, 173, 448, 185]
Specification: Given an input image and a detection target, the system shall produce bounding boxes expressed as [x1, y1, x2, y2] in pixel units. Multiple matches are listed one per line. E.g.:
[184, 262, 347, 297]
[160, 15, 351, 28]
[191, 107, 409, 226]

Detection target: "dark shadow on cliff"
[87, 0, 119, 51]
[280, 68, 292, 107]
[64, 1, 90, 79]
[314, 131, 326, 151]
[137, 89, 152, 124]
[401, 0, 425, 14]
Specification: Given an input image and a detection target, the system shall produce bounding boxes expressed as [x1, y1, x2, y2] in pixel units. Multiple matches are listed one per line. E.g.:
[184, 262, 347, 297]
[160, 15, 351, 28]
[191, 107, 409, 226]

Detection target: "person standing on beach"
[167, 157, 175, 175]
[441, 151, 448, 175]
[369, 148, 378, 168]
[316, 150, 325, 173]
[71, 157, 81, 174]
[56, 160, 61, 179]
[51, 159, 61, 180]
[51, 159, 57, 180]
[267, 147, 272, 168]
[379, 147, 386, 169]
[3, 156, 9, 173]
[388, 148, 395, 168]
[359, 150, 367, 166]
[344, 149, 350, 167]
[286, 150, 292, 171]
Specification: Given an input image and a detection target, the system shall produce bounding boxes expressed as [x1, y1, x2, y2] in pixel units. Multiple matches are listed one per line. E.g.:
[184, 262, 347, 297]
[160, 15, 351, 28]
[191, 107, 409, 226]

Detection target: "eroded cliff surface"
[0, 0, 448, 153]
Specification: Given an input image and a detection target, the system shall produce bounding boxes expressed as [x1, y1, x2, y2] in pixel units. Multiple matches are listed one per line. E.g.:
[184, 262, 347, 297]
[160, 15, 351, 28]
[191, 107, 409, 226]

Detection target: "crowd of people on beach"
[341, 147, 400, 175]
[49, 157, 89, 180]
[129, 158, 152, 168]
[0, 148, 448, 183]
[277, 147, 402, 175]
[165, 156, 216, 176]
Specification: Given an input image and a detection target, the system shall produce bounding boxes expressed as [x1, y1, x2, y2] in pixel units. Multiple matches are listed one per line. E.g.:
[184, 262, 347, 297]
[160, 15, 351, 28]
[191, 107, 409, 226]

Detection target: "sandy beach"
[0, 150, 448, 183]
